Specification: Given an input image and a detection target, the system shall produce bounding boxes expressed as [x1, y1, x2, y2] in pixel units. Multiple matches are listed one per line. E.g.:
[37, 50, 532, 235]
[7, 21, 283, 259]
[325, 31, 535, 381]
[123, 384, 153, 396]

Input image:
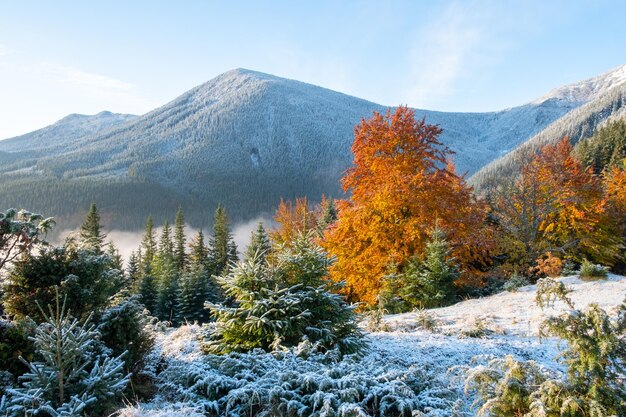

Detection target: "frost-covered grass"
[116, 274, 625, 416]
[119, 326, 557, 417]
[384, 274, 626, 337]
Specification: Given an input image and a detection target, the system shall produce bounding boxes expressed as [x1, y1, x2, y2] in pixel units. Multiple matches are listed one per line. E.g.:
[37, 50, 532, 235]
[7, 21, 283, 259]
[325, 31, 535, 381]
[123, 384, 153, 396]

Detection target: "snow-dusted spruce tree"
[97, 295, 155, 376]
[399, 226, 460, 309]
[243, 221, 271, 263]
[7, 293, 128, 417]
[465, 278, 626, 417]
[177, 266, 217, 324]
[205, 232, 365, 355]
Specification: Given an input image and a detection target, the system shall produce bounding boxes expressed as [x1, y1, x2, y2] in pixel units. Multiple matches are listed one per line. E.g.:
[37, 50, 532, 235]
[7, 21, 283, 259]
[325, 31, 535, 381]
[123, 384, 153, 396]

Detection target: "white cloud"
[403, 0, 561, 110]
[0, 54, 160, 138]
[405, 2, 487, 108]
[39, 62, 157, 109]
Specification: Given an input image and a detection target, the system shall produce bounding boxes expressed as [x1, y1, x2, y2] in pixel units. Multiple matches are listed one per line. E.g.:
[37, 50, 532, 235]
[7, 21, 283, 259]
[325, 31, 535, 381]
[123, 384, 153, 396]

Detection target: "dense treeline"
[0, 175, 336, 232]
[574, 119, 626, 173]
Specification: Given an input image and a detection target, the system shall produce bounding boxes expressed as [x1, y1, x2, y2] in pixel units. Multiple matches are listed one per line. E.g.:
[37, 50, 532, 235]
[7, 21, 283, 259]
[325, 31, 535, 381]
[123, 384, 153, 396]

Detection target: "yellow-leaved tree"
[490, 138, 622, 274]
[322, 107, 492, 305]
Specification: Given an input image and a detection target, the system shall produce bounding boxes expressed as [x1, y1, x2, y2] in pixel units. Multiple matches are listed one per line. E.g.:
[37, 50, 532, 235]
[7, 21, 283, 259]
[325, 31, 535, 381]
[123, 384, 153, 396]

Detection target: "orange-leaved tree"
[490, 138, 621, 272]
[322, 107, 493, 305]
[603, 159, 626, 271]
[604, 159, 626, 214]
[270, 197, 320, 246]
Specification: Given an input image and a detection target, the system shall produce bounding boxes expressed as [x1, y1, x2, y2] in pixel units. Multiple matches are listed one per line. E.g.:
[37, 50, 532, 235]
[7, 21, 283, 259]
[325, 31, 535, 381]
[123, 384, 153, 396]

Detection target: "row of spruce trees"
[80, 202, 254, 325]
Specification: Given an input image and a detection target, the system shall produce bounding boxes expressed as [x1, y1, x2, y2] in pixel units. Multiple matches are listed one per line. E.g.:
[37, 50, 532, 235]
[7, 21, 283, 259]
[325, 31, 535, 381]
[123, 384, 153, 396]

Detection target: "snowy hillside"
[0, 111, 136, 153]
[116, 274, 625, 416]
[534, 63, 626, 104]
[0, 69, 579, 177]
[383, 274, 626, 337]
[471, 81, 626, 190]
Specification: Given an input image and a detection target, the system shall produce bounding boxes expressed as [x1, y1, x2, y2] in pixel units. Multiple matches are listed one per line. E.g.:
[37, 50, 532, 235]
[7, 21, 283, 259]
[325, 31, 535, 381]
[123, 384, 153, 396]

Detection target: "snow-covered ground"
[116, 274, 625, 416]
[384, 274, 626, 337]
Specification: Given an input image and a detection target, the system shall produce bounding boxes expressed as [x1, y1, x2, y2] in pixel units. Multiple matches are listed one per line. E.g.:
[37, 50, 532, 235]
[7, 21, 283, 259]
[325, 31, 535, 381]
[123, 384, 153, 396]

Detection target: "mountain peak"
[534, 63, 626, 104]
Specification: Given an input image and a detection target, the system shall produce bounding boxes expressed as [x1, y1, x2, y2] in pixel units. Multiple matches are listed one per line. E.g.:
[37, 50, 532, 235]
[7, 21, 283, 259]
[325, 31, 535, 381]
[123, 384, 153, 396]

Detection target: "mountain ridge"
[471, 77, 626, 191]
[0, 65, 624, 230]
[533, 63, 626, 105]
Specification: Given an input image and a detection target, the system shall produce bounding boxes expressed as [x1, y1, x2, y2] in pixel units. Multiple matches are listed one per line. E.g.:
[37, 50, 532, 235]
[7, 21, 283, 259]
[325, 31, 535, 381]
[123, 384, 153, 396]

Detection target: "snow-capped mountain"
[533, 63, 626, 104]
[471, 76, 626, 191]
[0, 66, 623, 229]
[0, 111, 137, 153]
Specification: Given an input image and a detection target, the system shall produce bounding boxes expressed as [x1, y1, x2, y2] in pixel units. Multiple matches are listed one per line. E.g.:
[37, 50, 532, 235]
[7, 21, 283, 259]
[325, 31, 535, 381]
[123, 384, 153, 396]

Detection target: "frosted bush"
[578, 259, 609, 280]
[116, 402, 206, 417]
[145, 339, 462, 417]
[503, 274, 530, 292]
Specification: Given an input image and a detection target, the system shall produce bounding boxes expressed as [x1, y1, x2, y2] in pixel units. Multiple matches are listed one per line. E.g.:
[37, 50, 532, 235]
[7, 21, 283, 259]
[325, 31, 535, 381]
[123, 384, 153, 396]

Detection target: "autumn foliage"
[490, 138, 622, 274]
[604, 159, 626, 214]
[270, 197, 320, 246]
[533, 252, 563, 277]
[322, 107, 492, 305]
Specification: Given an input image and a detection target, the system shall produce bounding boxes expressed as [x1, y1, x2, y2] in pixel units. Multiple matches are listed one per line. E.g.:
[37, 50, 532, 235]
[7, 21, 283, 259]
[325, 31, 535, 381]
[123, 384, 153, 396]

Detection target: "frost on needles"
[4, 292, 128, 417]
[203, 232, 366, 356]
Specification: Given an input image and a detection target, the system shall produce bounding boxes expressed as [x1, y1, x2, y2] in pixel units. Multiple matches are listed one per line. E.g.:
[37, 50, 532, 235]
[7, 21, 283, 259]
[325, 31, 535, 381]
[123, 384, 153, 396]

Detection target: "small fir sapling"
[7, 292, 128, 417]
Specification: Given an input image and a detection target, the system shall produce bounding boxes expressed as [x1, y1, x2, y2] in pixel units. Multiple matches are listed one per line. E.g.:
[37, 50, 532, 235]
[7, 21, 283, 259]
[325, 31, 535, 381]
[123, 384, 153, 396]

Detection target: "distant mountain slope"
[0, 111, 137, 153]
[533, 63, 626, 104]
[0, 67, 619, 230]
[470, 82, 626, 191]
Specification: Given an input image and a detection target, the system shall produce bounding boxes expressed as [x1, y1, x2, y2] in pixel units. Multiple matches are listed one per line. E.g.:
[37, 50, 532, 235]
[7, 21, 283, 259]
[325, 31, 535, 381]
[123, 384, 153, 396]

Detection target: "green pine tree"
[317, 196, 338, 233]
[139, 262, 158, 315]
[4, 246, 124, 322]
[177, 266, 217, 324]
[127, 251, 141, 292]
[159, 220, 174, 261]
[141, 215, 157, 266]
[106, 241, 124, 272]
[244, 222, 271, 263]
[173, 207, 187, 272]
[400, 226, 459, 309]
[209, 205, 238, 276]
[79, 203, 106, 254]
[155, 258, 180, 324]
[188, 230, 208, 270]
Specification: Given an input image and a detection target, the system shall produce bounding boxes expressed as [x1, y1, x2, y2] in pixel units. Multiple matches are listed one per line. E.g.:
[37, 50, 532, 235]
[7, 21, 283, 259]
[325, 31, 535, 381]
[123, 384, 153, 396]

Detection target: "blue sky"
[0, 0, 625, 139]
